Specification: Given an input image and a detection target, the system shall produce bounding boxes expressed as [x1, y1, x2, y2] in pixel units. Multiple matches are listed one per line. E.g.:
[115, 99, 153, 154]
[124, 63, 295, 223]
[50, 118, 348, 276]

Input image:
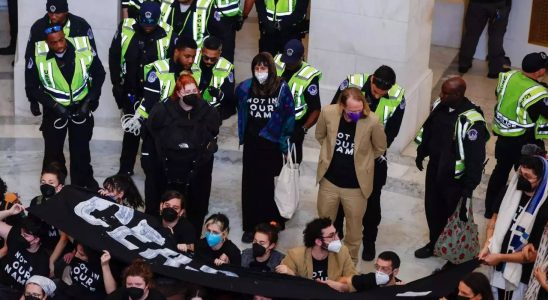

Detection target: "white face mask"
[375, 271, 390, 285]
[254, 71, 269, 84]
[326, 239, 342, 253]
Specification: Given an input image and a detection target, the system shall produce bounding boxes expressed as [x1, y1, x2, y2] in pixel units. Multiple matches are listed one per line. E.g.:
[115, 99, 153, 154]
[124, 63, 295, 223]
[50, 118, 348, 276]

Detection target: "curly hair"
[103, 174, 144, 209]
[123, 259, 155, 287]
[303, 217, 332, 248]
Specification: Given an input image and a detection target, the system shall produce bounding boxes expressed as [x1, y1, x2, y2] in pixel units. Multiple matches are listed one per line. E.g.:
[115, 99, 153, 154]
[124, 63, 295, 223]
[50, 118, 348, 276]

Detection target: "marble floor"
[1, 8, 543, 284]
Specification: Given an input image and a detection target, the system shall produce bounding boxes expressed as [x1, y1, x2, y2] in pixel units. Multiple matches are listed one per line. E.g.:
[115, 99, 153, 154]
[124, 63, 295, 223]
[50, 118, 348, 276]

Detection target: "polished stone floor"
[0, 8, 539, 284]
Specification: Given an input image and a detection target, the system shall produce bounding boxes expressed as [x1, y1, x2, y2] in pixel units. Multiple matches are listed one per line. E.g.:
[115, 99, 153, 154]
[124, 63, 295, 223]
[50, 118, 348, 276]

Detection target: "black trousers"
[7, 0, 17, 46]
[141, 129, 166, 217]
[40, 111, 98, 189]
[458, 0, 510, 74]
[424, 160, 463, 246]
[259, 29, 302, 57]
[334, 158, 388, 245]
[241, 136, 284, 232]
[120, 131, 140, 174]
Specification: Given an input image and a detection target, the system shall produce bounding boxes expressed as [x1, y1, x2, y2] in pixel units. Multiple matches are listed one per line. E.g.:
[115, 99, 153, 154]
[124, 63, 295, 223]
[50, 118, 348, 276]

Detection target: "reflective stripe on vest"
[265, 0, 295, 21]
[493, 70, 548, 137]
[120, 18, 173, 78]
[193, 52, 233, 107]
[454, 109, 487, 179]
[194, 0, 214, 46]
[346, 73, 405, 126]
[414, 98, 441, 144]
[35, 37, 93, 106]
[535, 115, 548, 139]
[215, 0, 241, 16]
[139, 59, 176, 118]
[160, 0, 176, 23]
[63, 19, 71, 37]
[274, 54, 322, 120]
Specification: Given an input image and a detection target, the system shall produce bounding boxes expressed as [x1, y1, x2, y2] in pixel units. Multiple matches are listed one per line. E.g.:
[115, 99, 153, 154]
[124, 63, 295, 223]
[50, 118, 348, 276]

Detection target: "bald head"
[440, 77, 466, 108]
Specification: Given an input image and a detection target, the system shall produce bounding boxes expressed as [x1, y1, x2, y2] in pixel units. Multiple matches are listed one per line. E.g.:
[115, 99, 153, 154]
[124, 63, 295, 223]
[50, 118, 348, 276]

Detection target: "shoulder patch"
[87, 28, 94, 40]
[544, 98, 548, 106]
[399, 98, 406, 109]
[467, 129, 478, 141]
[339, 79, 348, 91]
[27, 58, 34, 69]
[228, 72, 234, 83]
[307, 84, 318, 96]
[92, 48, 97, 57]
[148, 71, 158, 83]
[214, 11, 221, 22]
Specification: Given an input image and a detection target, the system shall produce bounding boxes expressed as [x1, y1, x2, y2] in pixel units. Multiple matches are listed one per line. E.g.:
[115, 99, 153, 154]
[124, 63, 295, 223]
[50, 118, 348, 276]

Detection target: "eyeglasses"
[373, 77, 393, 90]
[44, 25, 62, 35]
[321, 231, 338, 240]
[202, 55, 218, 63]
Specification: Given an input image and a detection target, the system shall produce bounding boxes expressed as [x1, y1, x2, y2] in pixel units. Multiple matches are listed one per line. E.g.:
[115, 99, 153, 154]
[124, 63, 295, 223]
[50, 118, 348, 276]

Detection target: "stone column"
[307, 0, 435, 153]
[14, 0, 119, 119]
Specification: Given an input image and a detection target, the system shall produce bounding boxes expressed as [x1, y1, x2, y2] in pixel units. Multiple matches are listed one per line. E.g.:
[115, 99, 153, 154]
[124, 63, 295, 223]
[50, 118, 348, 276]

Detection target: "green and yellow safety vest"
[184, 0, 214, 45]
[274, 54, 322, 120]
[346, 73, 405, 126]
[265, 0, 296, 21]
[454, 109, 488, 179]
[493, 70, 548, 139]
[35, 36, 94, 107]
[214, 0, 241, 17]
[191, 52, 233, 107]
[119, 18, 173, 78]
[138, 59, 178, 119]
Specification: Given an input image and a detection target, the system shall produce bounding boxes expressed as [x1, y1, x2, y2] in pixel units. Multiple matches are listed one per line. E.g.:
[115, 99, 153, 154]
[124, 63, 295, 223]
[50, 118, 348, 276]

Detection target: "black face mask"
[517, 175, 534, 192]
[24, 296, 41, 300]
[252, 242, 267, 258]
[161, 207, 179, 223]
[456, 296, 472, 300]
[126, 287, 145, 300]
[182, 94, 199, 106]
[40, 184, 56, 198]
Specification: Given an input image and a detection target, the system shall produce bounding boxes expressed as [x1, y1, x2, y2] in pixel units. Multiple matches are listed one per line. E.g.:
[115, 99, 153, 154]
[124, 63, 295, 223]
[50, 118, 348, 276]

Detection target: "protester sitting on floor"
[524, 224, 548, 300]
[441, 272, 494, 300]
[0, 176, 24, 250]
[242, 222, 285, 272]
[195, 213, 241, 267]
[20, 275, 57, 300]
[99, 174, 144, 210]
[275, 217, 356, 285]
[106, 259, 165, 300]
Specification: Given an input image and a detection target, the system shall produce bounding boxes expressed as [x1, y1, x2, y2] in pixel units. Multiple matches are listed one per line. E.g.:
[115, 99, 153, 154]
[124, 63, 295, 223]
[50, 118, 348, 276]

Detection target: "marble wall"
[13, 0, 119, 120]
[308, 0, 435, 153]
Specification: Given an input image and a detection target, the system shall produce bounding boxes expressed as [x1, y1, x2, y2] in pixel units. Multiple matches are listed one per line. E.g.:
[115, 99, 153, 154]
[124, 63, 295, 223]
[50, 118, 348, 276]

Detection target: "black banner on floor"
[28, 186, 479, 300]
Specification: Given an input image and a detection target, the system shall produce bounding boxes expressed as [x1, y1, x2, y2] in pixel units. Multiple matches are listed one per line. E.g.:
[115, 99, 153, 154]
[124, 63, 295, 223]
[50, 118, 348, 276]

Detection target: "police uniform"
[273, 53, 321, 163]
[191, 51, 235, 113]
[255, 0, 309, 55]
[207, 0, 243, 63]
[25, 36, 106, 189]
[109, 12, 175, 175]
[177, 0, 216, 47]
[331, 74, 405, 257]
[484, 68, 548, 217]
[417, 98, 488, 254]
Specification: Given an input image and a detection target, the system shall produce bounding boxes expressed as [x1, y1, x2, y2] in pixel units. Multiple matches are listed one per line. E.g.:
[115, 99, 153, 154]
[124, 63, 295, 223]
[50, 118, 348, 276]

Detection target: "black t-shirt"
[312, 257, 328, 281]
[195, 238, 241, 266]
[0, 226, 49, 290]
[160, 217, 196, 247]
[245, 87, 281, 138]
[29, 195, 61, 254]
[493, 193, 548, 283]
[56, 257, 105, 300]
[248, 259, 271, 272]
[324, 116, 359, 188]
[106, 287, 166, 300]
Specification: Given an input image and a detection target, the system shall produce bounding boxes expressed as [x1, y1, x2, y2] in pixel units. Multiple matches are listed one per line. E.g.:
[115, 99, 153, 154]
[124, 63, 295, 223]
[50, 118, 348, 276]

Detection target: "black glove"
[53, 103, 70, 119]
[415, 156, 424, 171]
[208, 87, 224, 101]
[263, 21, 280, 35]
[112, 84, 125, 109]
[30, 101, 41, 116]
[233, 15, 245, 31]
[291, 126, 306, 145]
[78, 98, 91, 116]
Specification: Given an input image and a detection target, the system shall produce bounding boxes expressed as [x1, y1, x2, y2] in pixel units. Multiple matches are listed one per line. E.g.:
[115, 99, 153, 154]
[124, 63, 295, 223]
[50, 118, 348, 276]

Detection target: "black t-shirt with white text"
[0, 226, 49, 290]
[245, 87, 280, 138]
[312, 257, 328, 281]
[324, 116, 359, 188]
[59, 257, 105, 300]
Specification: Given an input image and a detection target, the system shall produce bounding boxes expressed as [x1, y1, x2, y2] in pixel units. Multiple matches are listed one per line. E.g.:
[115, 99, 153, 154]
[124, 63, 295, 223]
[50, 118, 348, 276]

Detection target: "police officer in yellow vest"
[24, 27, 106, 189]
[254, 0, 309, 55]
[177, 0, 214, 47]
[274, 39, 321, 163]
[126, 37, 198, 216]
[207, 0, 244, 63]
[190, 36, 235, 118]
[109, 1, 176, 176]
[483, 52, 548, 218]
[414, 77, 488, 259]
[331, 66, 406, 261]
[25, 0, 97, 117]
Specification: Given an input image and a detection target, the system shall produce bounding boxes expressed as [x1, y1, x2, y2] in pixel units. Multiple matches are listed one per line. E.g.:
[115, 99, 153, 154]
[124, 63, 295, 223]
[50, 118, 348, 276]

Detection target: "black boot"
[0, 44, 15, 55]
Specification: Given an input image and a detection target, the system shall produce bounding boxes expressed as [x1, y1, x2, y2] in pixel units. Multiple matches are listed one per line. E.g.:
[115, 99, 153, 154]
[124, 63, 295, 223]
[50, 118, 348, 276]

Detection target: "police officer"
[109, 1, 175, 176]
[208, 0, 244, 63]
[190, 36, 235, 118]
[273, 39, 321, 163]
[25, 0, 97, 117]
[125, 37, 198, 216]
[255, 0, 310, 55]
[25, 27, 106, 189]
[140, 0, 193, 35]
[176, 0, 215, 47]
[483, 52, 548, 218]
[414, 77, 488, 259]
[331, 65, 406, 261]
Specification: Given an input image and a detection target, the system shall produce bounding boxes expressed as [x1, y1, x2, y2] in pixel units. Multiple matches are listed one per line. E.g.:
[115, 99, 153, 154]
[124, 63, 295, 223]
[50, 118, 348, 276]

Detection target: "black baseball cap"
[139, 1, 161, 26]
[522, 52, 548, 73]
[46, 0, 68, 13]
[281, 39, 304, 64]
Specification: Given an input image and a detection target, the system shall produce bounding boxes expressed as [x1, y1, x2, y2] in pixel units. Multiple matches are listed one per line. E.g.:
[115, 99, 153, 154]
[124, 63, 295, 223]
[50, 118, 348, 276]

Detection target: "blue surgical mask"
[205, 232, 222, 247]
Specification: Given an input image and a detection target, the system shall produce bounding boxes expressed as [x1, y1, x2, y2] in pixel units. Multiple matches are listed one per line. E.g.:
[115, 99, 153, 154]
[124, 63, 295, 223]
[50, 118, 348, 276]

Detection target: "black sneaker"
[414, 244, 433, 259]
[0, 45, 15, 55]
[458, 65, 471, 74]
[241, 231, 254, 243]
[361, 242, 376, 261]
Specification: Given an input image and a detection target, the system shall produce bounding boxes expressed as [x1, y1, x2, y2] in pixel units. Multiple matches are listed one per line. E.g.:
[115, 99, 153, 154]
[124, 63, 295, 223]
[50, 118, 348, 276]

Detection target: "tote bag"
[274, 141, 300, 219]
[434, 196, 480, 264]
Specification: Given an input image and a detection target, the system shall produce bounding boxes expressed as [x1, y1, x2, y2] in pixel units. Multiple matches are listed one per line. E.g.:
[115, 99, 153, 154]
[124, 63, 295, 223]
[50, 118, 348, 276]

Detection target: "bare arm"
[101, 250, 117, 294]
[49, 231, 70, 276]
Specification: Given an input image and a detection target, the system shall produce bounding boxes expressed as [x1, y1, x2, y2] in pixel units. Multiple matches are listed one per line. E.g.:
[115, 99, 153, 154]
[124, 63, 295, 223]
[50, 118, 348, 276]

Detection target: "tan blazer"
[281, 246, 357, 281]
[315, 104, 387, 198]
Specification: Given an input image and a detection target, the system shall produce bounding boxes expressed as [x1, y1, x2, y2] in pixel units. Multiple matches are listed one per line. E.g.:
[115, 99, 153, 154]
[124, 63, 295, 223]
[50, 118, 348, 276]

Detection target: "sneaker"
[361, 242, 376, 261]
[487, 72, 499, 79]
[414, 244, 433, 259]
[241, 231, 254, 243]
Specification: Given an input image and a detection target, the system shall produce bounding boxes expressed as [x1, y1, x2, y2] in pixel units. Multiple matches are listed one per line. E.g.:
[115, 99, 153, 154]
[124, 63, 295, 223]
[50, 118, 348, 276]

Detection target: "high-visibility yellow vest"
[138, 59, 177, 118]
[454, 109, 488, 179]
[214, 0, 241, 17]
[191, 51, 233, 107]
[265, 0, 296, 21]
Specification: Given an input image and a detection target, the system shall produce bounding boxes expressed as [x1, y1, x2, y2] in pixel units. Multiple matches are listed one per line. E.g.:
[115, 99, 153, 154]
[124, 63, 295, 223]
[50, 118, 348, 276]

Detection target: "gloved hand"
[415, 155, 424, 171]
[53, 103, 70, 119]
[78, 98, 91, 116]
[232, 15, 245, 31]
[121, 113, 143, 136]
[291, 126, 306, 145]
[30, 101, 41, 116]
[207, 87, 224, 102]
[263, 21, 280, 35]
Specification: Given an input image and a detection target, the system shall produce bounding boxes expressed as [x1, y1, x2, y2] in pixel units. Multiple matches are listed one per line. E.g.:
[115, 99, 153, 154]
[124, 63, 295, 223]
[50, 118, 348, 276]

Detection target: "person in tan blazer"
[315, 87, 387, 263]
